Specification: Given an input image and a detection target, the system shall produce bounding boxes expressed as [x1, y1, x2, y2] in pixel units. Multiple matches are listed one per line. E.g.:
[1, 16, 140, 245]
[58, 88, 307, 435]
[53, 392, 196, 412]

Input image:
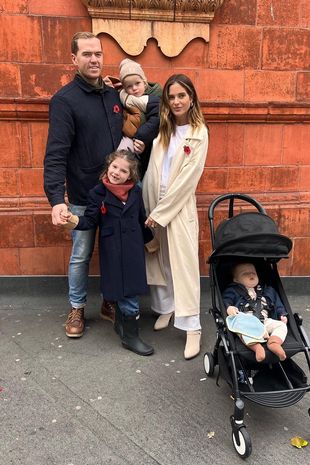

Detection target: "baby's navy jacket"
[222, 283, 287, 320]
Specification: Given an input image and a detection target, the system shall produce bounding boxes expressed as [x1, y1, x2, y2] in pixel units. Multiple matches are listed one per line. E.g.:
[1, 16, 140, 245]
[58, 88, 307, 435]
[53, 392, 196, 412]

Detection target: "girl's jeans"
[68, 204, 96, 309]
[118, 296, 139, 316]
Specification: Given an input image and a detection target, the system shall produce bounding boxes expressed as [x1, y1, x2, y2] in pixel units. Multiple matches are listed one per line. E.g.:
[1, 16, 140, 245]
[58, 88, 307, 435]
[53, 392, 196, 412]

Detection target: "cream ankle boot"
[184, 330, 201, 360]
[154, 312, 174, 331]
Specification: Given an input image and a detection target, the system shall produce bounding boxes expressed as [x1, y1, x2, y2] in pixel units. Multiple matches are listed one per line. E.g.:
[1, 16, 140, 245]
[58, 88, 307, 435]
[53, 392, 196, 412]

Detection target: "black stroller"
[204, 193, 310, 459]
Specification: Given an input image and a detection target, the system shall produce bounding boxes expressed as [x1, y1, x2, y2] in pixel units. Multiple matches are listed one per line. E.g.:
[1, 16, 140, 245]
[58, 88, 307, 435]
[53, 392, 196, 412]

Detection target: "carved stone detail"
[80, 0, 225, 57]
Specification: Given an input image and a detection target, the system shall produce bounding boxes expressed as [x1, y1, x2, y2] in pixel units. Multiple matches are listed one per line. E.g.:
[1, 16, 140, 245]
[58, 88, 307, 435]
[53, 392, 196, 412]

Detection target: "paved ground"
[0, 278, 309, 465]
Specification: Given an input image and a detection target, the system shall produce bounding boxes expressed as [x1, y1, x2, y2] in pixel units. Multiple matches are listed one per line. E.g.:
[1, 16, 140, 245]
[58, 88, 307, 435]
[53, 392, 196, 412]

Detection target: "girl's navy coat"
[76, 183, 153, 301]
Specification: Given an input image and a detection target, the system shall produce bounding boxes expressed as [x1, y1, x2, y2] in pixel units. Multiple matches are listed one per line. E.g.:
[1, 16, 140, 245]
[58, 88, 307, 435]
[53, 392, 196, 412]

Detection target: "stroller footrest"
[241, 386, 309, 408]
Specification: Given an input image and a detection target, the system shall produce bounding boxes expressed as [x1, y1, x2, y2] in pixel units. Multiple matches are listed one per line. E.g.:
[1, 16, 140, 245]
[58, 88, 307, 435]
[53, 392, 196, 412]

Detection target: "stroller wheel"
[232, 426, 252, 459]
[203, 352, 214, 376]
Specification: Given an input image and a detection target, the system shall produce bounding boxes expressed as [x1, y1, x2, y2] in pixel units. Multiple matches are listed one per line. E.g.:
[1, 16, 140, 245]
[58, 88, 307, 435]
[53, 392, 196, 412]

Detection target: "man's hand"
[51, 203, 68, 225]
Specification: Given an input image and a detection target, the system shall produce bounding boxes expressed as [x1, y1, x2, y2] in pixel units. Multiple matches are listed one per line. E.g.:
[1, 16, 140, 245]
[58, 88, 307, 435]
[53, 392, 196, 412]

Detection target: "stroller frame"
[204, 193, 310, 459]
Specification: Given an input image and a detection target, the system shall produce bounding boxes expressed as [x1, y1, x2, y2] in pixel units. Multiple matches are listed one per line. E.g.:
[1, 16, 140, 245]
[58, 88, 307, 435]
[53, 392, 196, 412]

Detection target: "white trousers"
[150, 228, 201, 332]
[264, 318, 288, 341]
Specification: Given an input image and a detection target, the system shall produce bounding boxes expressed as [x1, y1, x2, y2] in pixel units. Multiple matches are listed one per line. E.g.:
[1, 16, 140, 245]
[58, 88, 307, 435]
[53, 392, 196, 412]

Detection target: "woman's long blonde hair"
[159, 74, 205, 150]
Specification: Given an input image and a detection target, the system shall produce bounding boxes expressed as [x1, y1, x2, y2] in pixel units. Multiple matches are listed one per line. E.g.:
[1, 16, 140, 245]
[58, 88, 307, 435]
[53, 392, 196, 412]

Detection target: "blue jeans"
[118, 296, 139, 316]
[68, 204, 96, 308]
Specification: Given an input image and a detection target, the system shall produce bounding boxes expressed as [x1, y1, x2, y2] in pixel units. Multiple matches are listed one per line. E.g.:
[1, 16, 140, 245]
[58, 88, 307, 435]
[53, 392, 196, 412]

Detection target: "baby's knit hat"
[119, 58, 147, 83]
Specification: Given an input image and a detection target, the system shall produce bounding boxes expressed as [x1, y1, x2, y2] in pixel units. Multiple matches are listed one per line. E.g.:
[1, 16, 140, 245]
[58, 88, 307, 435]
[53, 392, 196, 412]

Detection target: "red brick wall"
[0, 0, 309, 276]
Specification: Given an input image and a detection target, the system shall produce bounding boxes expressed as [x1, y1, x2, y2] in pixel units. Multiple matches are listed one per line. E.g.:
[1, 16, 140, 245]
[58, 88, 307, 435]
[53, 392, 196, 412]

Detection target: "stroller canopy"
[209, 212, 292, 261]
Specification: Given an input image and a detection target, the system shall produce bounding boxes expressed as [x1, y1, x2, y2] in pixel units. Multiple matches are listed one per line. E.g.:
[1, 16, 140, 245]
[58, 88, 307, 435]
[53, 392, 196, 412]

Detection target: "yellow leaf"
[290, 436, 308, 448]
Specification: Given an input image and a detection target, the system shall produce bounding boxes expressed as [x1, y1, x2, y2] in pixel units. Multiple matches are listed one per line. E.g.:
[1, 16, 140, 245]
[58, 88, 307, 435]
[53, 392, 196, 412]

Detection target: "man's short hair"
[71, 32, 99, 54]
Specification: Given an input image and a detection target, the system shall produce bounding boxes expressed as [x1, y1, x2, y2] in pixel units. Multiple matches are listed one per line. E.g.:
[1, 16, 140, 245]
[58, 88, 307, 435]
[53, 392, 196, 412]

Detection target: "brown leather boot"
[65, 308, 85, 338]
[100, 300, 116, 324]
[267, 335, 286, 361]
[248, 342, 266, 362]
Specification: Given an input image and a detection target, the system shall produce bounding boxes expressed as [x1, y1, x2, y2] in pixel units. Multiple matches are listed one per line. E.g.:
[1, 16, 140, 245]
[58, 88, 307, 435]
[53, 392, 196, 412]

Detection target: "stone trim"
[1, 98, 310, 123]
[1, 192, 309, 213]
[80, 0, 225, 57]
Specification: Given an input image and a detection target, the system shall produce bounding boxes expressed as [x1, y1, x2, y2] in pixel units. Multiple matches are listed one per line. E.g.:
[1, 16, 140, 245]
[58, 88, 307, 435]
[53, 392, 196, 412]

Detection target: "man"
[44, 32, 123, 338]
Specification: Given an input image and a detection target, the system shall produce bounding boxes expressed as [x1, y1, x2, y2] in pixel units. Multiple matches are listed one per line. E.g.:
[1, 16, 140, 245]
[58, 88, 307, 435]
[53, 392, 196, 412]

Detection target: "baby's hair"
[100, 149, 140, 183]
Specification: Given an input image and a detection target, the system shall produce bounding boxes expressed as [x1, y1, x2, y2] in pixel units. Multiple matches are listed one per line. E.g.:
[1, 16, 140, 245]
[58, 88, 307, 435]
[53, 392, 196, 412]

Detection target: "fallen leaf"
[291, 436, 308, 448]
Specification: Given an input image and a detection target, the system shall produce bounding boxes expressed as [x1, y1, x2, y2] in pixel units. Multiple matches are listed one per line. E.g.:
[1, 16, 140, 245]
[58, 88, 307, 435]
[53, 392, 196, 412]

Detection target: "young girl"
[142, 74, 209, 360]
[61, 150, 154, 356]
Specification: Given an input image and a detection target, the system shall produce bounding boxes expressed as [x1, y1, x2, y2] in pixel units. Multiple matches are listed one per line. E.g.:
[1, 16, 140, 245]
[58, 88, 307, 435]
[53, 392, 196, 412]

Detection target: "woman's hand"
[281, 315, 288, 324]
[145, 215, 158, 229]
[133, 138, 145, 154]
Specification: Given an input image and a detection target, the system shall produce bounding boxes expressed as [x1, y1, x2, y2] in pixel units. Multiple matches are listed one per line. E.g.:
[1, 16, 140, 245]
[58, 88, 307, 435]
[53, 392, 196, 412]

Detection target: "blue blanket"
[226, 313, 266, 345]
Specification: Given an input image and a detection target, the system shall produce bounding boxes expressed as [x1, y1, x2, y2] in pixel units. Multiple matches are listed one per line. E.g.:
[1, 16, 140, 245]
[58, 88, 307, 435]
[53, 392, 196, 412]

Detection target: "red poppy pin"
[113, 104, 120, 113]
[183, 145, 191, 156]
[101, 202, 107, 215]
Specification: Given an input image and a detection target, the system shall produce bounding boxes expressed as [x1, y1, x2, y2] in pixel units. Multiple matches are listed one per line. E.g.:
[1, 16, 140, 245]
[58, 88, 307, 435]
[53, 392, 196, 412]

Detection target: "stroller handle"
[208, 193, 266, 221]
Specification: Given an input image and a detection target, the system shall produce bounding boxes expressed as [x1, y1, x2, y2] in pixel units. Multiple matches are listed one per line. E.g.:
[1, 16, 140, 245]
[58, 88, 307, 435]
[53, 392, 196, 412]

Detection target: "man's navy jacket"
[44, 74, 123, 207]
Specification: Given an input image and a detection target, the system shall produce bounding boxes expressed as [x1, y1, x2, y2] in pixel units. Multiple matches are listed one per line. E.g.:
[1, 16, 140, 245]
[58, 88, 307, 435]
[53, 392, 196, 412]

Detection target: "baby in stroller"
[222, 262, 288, 362]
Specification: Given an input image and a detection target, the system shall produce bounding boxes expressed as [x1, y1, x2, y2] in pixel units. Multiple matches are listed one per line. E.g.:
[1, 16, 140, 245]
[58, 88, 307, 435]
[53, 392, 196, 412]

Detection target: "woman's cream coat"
[142, 124, 209, 317]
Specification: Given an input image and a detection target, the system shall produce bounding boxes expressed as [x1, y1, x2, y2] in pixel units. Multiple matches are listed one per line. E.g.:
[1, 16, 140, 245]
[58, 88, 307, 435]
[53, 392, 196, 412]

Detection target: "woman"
[143, 74, 209, 360]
